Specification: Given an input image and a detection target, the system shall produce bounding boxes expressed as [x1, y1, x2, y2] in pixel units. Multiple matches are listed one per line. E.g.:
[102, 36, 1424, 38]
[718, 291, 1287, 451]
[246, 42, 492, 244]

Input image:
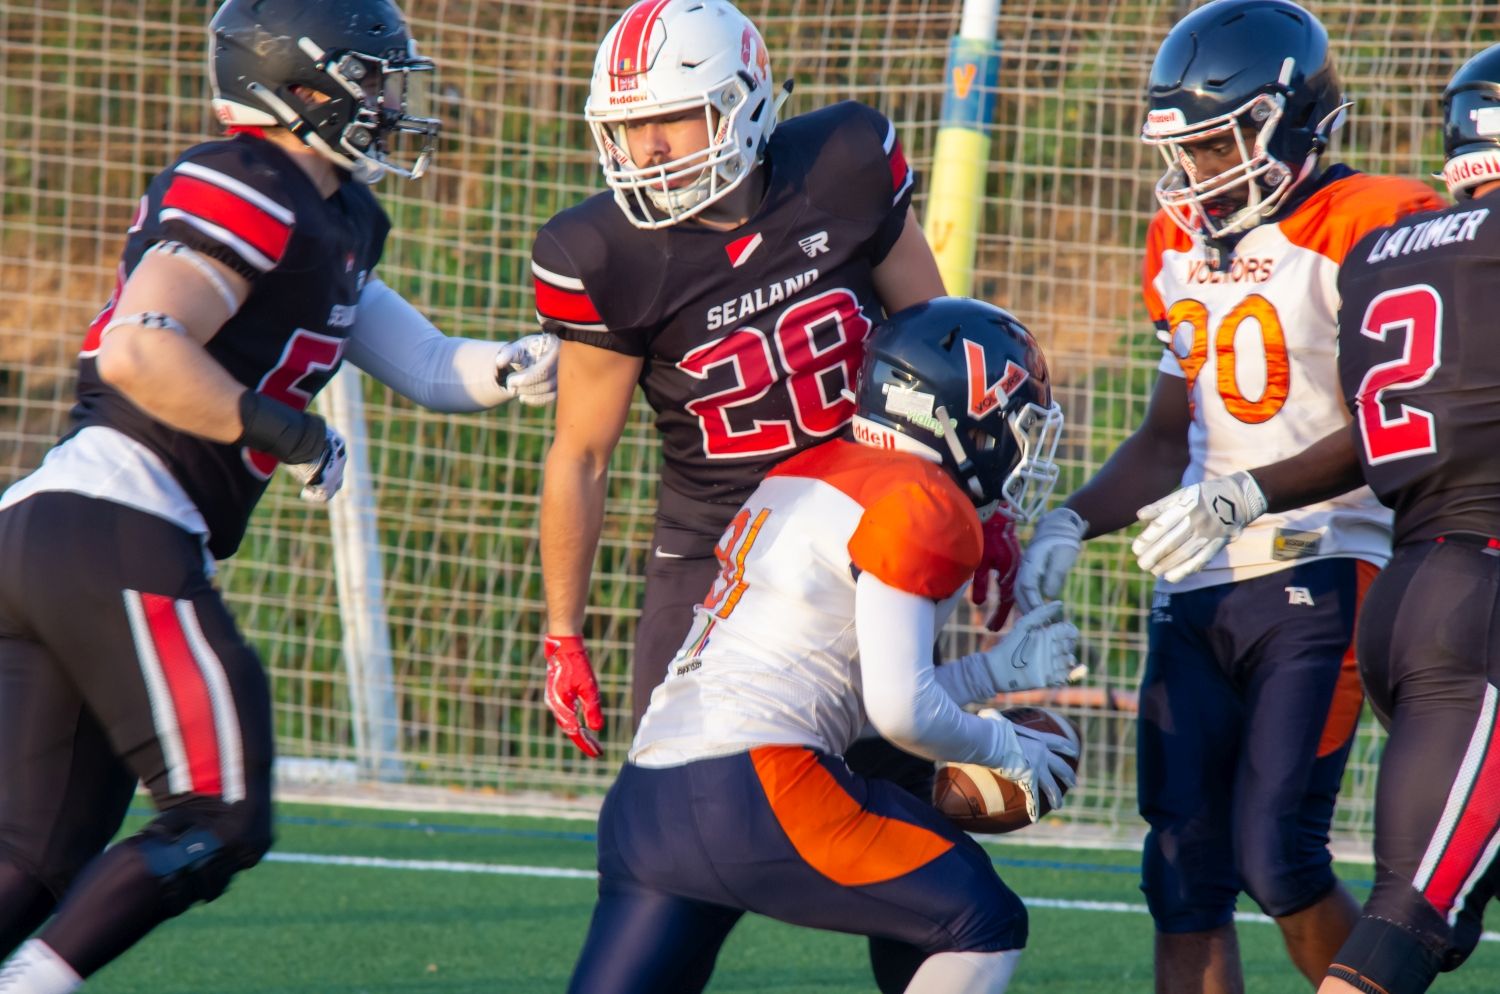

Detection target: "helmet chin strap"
[933, 404, 988, 503]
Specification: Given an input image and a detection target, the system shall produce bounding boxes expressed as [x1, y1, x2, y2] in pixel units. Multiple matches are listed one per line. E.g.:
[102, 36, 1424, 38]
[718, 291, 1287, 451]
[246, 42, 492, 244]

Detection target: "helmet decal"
[741, 26, 770, 86]
[608, 0, 670, 92]
[964, 339, 1030, 419]
[850, 298, 1064, 520]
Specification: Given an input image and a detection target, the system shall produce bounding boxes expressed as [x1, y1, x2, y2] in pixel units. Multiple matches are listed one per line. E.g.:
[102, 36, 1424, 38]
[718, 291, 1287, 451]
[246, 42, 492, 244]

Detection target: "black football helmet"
[1140, 0, 1347, 240]
[850, 298, 1063, 521]
[1442, 44, 1500, 199]
[209, 0, 441, 183]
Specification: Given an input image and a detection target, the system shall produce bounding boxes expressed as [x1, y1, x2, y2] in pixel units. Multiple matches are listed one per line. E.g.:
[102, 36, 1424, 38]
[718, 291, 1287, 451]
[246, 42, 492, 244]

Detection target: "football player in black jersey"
[1108, 43, 1500, 994]
[0, 1, 558, 989]
[530, 2, 1027, 990]
[533, 0, 1020, 756]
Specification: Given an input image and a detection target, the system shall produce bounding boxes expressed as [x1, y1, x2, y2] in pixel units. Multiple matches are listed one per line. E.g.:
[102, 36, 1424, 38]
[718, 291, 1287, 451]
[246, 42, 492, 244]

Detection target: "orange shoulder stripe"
[750, 745, 953, 886]
[772, 441, 982, 599]
[1278, 174, 1446, 263]
[1143, 210, 1195, 322]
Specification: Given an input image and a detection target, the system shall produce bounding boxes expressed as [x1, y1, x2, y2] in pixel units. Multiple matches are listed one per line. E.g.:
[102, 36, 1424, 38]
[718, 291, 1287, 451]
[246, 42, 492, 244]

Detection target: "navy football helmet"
[1140, 0, 1347, 240]
[209, 0, 441, 183]
[851, 298, 1063, 521]
[1442, 44, 1500, 199]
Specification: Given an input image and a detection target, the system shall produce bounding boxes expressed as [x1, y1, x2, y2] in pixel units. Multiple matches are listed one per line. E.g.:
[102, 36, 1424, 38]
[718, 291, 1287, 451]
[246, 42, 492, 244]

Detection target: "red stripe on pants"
[1424, 710, 1500, 917]
[141, 593, 224, 796]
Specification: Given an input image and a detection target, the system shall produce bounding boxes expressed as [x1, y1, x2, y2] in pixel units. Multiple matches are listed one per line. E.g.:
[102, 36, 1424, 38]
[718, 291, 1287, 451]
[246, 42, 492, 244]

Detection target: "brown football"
[932, 706, 1083, 834]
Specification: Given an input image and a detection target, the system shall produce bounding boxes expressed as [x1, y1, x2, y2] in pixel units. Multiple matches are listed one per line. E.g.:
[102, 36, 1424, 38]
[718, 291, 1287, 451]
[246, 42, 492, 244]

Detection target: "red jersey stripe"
[889, 138, 910, 193]
[161, 174, 292, 265]
[535, 278, 604, 324]
[141, 592, 224, 796]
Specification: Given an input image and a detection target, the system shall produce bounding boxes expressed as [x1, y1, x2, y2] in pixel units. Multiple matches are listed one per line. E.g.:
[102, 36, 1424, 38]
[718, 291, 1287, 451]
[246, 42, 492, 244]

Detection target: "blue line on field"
[126, 807, 1376, 887]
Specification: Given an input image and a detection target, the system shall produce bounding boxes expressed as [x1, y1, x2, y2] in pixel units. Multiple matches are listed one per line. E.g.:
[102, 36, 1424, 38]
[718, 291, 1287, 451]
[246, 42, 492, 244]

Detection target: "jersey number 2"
[1354, 284, 1442, 465]
[243, 330, 344, 478]
[679, 288, 871, 458]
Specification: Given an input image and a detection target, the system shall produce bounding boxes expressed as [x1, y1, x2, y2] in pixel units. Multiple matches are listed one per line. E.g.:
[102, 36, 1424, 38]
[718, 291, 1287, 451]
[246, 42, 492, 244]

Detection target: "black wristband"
[236, 391, 327, 464]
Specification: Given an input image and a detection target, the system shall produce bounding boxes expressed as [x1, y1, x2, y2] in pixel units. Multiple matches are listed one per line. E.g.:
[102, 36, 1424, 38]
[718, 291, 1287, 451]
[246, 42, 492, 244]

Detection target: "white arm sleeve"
[343, 279, 509, 412]
[855, 571, 1021, 769]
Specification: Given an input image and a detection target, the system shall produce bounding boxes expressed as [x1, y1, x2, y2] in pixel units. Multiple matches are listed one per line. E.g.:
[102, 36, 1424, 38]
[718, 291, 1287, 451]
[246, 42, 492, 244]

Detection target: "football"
[932, 706, 1083, 834]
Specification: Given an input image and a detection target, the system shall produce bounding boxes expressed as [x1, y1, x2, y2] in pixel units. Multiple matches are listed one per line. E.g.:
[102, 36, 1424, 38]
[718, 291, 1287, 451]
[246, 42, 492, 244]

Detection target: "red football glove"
[972, 511, 1021, 631]
[543, 634, 604, 758]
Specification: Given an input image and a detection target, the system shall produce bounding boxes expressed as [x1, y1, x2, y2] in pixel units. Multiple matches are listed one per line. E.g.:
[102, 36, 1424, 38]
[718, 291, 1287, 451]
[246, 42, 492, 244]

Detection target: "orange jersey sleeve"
[1278, 174, 1447, 264]
[1142, 210, 1195, 323]
[771, 440, 983, 600]
[848, 479, 982, 599]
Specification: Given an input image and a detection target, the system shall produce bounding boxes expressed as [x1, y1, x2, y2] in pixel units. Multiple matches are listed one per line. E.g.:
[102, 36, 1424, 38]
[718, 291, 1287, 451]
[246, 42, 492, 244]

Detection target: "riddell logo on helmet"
[1144, 108, 1186, 135]
[851, 418, 897, 450]
[1444, 151, 1500, 186]
[964, 340, 1030, 418]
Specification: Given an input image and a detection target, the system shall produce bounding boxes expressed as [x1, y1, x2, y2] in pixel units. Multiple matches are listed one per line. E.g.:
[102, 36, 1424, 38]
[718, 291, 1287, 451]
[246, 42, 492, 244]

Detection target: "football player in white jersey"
[566, 297, 1079, 994]
[0, 2, 557, 990]
[1013, 2, 1443, 992]
[1129, 44, 1500, 994]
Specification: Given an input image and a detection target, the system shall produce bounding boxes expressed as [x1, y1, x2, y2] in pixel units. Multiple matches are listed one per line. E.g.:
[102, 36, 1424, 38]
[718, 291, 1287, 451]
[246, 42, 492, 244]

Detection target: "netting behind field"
[1, 1, 1491, 841]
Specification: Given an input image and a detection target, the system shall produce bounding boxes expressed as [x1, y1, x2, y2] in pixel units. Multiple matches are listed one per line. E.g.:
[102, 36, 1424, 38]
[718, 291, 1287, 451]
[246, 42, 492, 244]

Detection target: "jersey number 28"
[678, 288, 871, 458]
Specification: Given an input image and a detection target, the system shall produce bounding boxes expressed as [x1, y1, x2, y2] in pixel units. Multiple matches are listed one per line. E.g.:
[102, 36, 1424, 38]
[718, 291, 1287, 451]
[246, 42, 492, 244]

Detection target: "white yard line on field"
[264, 852, 1500, 943]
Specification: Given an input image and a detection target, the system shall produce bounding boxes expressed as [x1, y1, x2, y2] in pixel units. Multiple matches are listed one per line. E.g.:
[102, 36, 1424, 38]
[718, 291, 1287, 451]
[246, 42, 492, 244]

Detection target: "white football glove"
[978, 602, 1086, 693]
[1132, 471, 1266, 583]
[283, 426, 347, 503]
[496, 333, 560, 407]
[1015, 508, 1088, 613]
[982, 708, 1079, 823]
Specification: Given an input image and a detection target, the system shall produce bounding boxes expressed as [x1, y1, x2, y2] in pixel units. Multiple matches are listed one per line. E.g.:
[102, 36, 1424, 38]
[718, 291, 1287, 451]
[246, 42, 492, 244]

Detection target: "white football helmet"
[586, 0, 780, 229]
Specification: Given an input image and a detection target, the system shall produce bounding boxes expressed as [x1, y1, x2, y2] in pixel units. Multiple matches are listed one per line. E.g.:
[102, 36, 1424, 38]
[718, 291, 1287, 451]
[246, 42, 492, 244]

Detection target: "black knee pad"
[1327, 916, 1445, 994]
[127, 800, 273, 917]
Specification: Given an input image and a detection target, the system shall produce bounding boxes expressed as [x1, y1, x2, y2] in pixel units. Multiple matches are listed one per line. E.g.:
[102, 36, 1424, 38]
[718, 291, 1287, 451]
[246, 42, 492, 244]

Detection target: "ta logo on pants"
[1285, 586, 1315, 606]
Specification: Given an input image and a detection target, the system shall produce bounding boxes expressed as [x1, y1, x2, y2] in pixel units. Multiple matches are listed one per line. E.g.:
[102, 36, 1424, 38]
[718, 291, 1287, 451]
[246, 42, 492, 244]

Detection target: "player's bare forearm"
[540, 341, 642, 635]
[1064, 372, 1191, 538]
[96, 325, 250, 443]
[540, 448, 609, 636]
[1248, 425, 1365, 514]
[1065, 434, 1189, 537]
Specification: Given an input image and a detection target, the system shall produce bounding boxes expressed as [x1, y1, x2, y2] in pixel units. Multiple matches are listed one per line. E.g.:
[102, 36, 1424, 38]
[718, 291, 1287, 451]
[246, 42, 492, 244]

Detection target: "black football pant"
[0, 493, 273, 977]
[1337, 536, 1500, 989]
[633, 514, 935, 994]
